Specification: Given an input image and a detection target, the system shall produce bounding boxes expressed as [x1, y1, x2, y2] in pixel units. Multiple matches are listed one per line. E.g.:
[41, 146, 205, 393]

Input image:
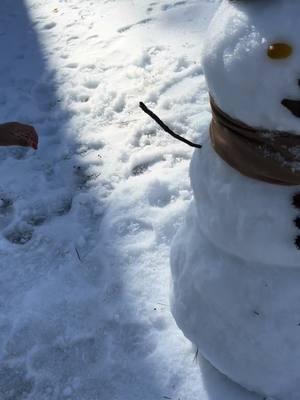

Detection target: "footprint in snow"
[65, 62, 79, 69]
[161, 1, 187, 11]
[67, 36, 79, 43]
[4, 224, 33, 245]
[118, 18, 153, 34]
[131, 163, 149, 176]
[131, 156, 163, 176]
[43, 22, 56, 30]
[83, 79, 99, 90]
[3, 195, 73, 245]
[71, 93, 90, 104]
[86, 34, 99, 41]
[73, 165, 101, 189]
[26, 196, 73, 225]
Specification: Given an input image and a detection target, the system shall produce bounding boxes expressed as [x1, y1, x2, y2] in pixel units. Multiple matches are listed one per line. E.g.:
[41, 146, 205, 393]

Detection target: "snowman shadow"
[198, 355, 262, 400]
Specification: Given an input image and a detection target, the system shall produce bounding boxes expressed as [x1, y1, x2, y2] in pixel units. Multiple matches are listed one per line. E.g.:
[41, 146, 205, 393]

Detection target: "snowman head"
[202, 0, 300, 134]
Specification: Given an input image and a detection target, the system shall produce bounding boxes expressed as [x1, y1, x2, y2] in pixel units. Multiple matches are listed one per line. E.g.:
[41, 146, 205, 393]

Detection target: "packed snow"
[0, 0, 262, 400]
[4, 0, 297, 399]
[171, 1, 300, 400]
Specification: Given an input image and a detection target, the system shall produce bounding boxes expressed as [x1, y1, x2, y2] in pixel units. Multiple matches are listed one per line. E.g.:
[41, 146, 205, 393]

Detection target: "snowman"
[170, 1, 300, 399]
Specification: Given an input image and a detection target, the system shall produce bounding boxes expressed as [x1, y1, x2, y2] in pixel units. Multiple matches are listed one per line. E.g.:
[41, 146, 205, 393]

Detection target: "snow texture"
[0, 0, 263, 400]
[171, 1, 300, 400]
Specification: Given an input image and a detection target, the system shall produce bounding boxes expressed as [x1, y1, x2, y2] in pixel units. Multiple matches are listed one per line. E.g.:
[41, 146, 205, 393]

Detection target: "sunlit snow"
[0, 1, 261, 399]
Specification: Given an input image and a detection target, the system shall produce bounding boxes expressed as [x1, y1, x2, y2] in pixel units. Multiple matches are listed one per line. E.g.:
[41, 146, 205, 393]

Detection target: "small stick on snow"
[75, 246, 82, 262]
[193, 348, 199, 363]
[139, 102, 202, 149]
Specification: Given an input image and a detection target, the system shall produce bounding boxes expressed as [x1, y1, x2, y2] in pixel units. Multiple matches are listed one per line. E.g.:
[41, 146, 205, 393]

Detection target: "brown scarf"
[210, 97, 300, 185]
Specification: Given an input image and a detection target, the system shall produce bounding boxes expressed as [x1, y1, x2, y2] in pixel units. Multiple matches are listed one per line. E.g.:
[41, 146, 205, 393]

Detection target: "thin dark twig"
[193, 348, 199, 363]
[139, 102, 202, 149]
[75, 246, 82, 262]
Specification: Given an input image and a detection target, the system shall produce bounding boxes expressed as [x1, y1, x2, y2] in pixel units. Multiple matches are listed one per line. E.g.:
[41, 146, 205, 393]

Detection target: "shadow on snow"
[0, 2, 169, 400]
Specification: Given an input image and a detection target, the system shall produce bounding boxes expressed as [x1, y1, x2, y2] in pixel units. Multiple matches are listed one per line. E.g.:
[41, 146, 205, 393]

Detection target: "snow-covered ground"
[0, 1, 261, 399]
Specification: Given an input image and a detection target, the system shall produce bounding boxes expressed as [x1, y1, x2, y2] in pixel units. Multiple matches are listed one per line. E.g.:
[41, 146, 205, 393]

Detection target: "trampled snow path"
[0, 1, 261, 399]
